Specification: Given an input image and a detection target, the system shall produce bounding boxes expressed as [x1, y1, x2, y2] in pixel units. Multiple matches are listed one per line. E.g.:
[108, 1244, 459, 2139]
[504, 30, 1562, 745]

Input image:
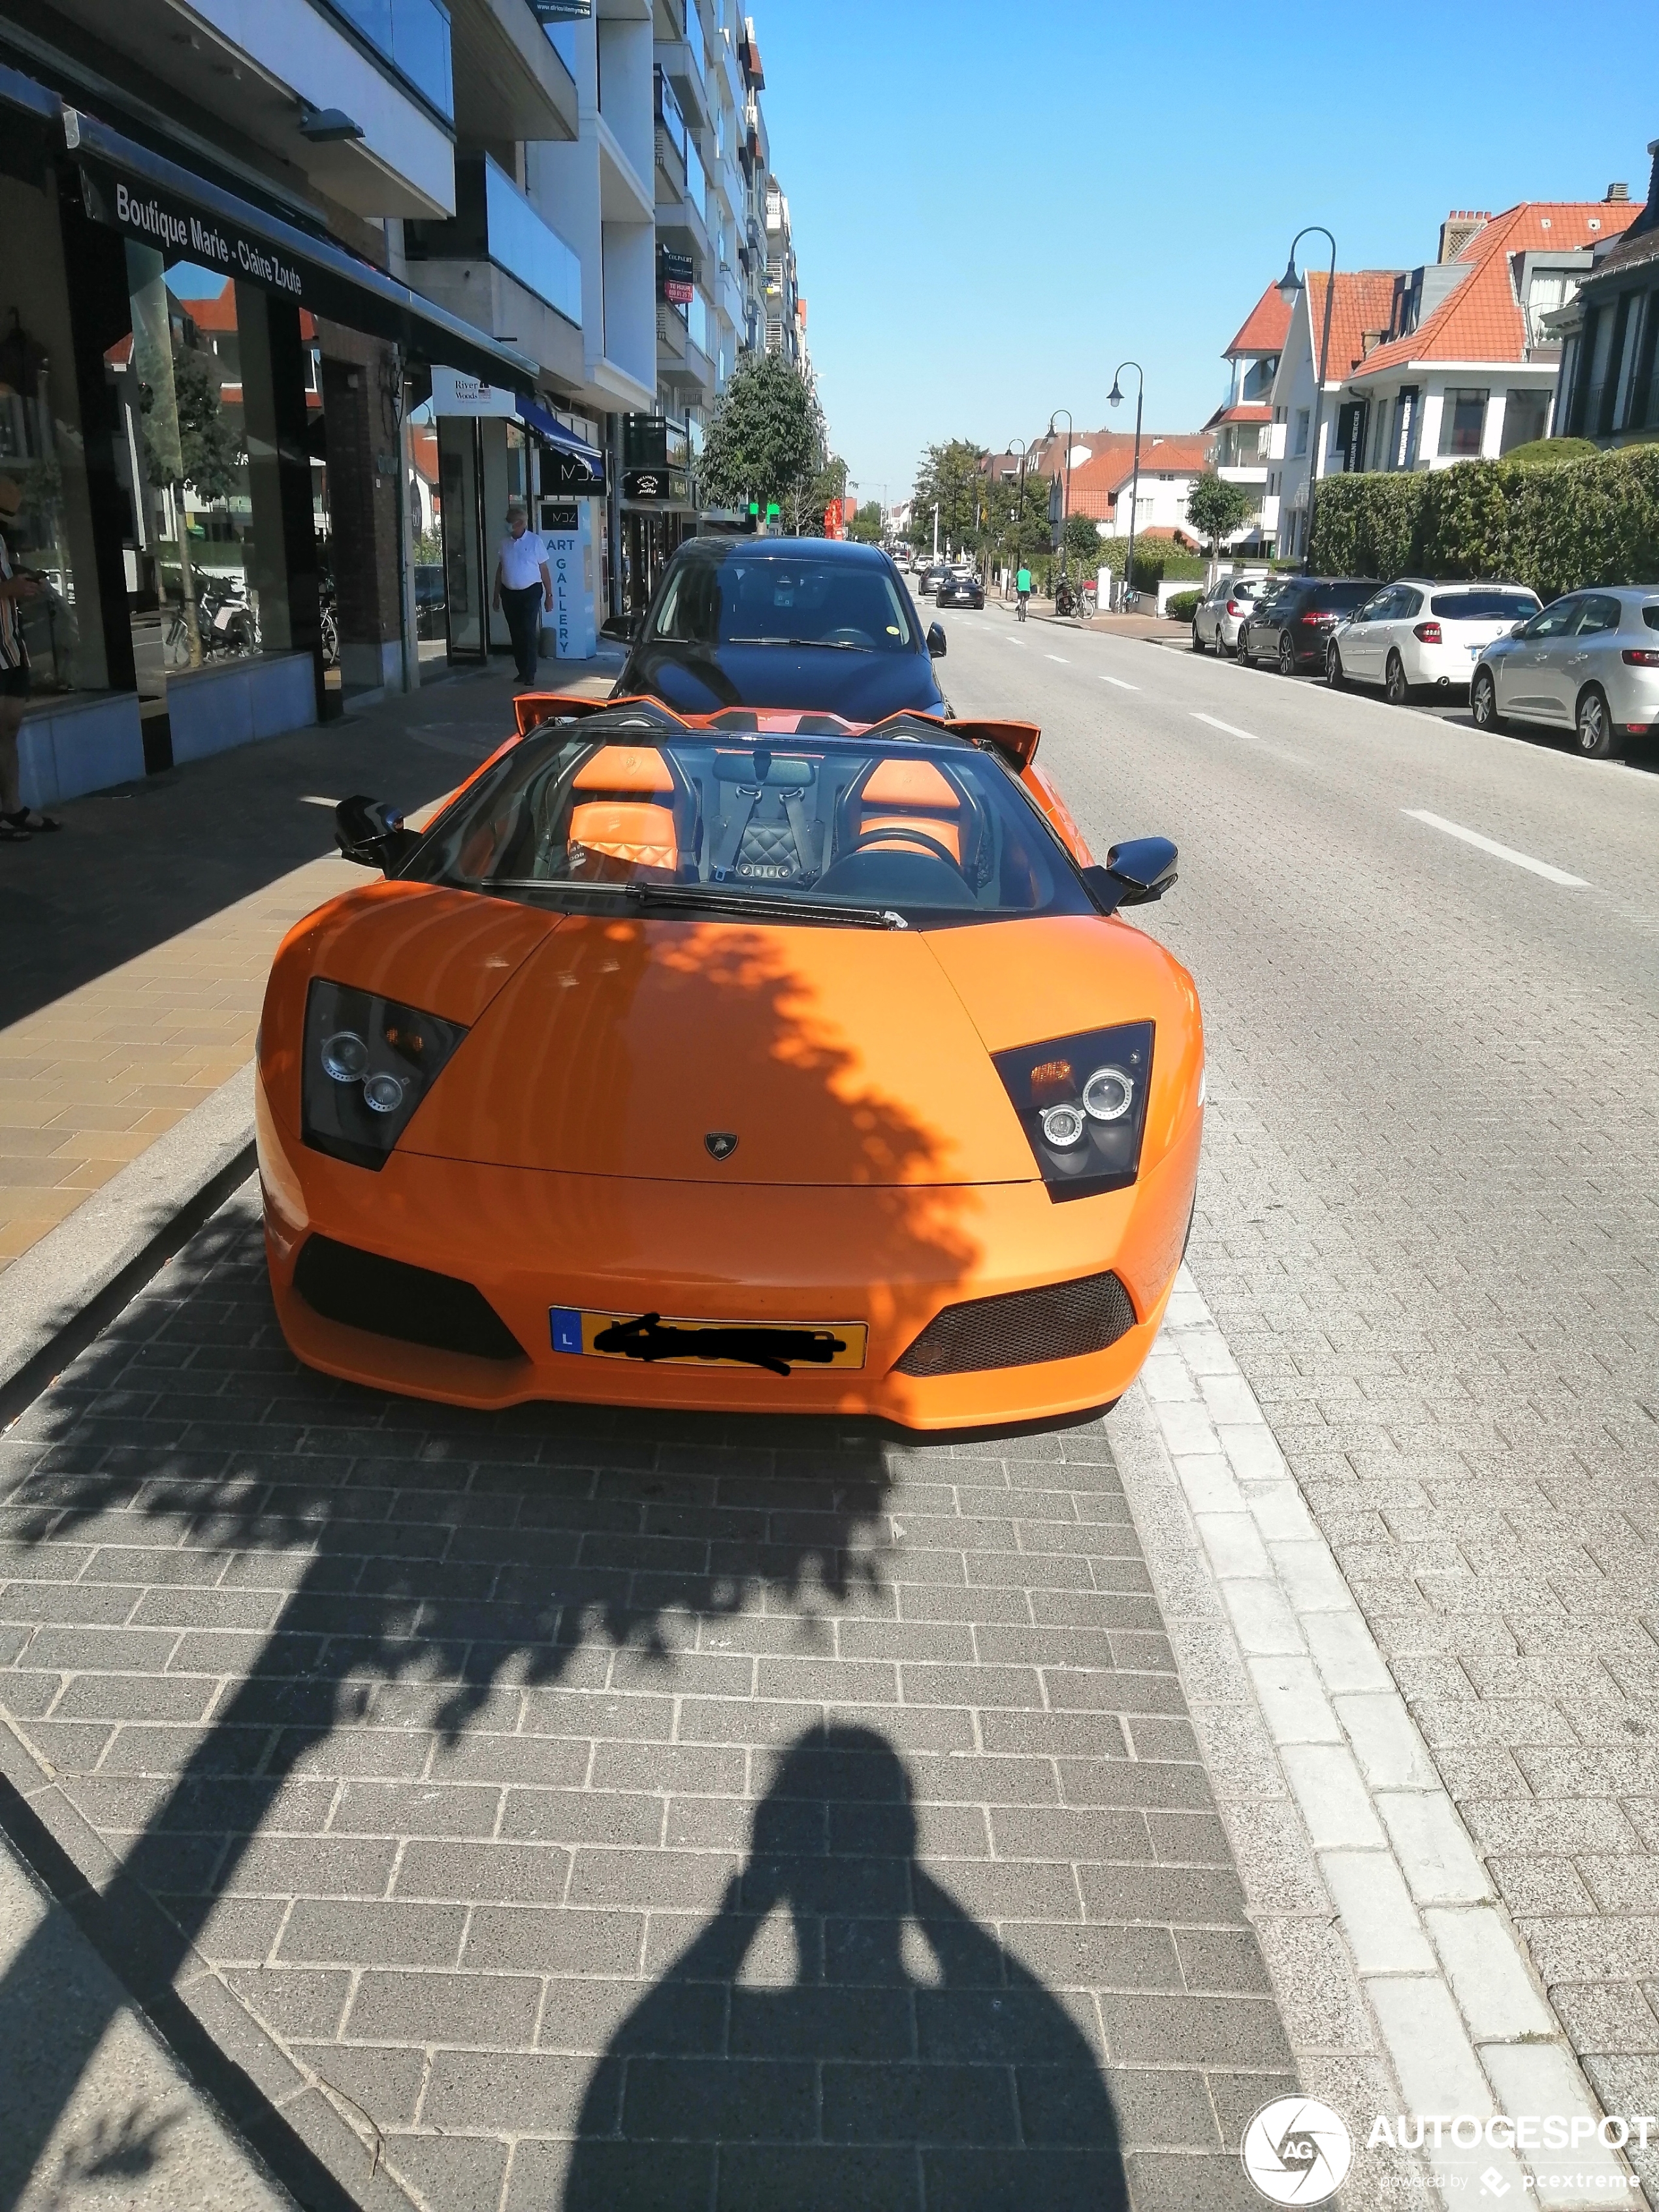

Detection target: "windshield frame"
[395, 711, 1097, 933]
[642, 547, 926, 658]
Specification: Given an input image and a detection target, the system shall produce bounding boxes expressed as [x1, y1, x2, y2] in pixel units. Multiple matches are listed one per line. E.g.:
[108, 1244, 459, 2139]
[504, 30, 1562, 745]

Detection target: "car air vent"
[293, 1236, 524, 1362]
[894, 1271, 1137, 1377]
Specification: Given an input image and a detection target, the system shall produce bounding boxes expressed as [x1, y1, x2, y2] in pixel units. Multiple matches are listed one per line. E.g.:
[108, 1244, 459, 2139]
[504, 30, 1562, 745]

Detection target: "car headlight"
[301, 979, 466, 1170]
[993, 1023, 1153, 1200]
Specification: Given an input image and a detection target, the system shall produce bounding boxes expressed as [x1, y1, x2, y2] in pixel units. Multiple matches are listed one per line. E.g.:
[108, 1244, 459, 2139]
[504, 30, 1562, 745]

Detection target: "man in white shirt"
[491, 499, 554, 686]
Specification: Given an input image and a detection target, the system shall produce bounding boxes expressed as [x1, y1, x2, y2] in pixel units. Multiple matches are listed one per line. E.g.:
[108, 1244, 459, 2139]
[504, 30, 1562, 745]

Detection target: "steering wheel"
[846, 824, 967, 874]
[822, 626, 874, 646]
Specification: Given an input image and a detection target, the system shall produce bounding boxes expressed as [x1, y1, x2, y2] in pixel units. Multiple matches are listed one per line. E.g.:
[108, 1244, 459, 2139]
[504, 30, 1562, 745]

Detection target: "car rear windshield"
[1429, 589, 1539, 620]
[1306, 582, 1372, 610]
[649, 554, 918, 654]
[404, 713, 1095, 927]
[1645, 605, 1659, 632]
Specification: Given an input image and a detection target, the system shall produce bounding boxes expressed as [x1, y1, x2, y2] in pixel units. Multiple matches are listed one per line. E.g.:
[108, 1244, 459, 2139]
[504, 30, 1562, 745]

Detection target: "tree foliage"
[1185, 470, 1254, 558]
[700, 351, 824, 517]
[848, 500, 884, 544]
[1308, 447, 1659, 601]
[1091, 536, 1206, 591]
[140, 345, 243, 502]
[909, 440, 986, 554]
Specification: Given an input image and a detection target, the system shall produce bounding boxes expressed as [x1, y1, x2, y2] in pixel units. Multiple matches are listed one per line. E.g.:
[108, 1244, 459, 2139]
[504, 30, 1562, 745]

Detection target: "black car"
[936, 572, 984, 609]
[1241, 577, 1374, 673]
[613, 538, 948, 719]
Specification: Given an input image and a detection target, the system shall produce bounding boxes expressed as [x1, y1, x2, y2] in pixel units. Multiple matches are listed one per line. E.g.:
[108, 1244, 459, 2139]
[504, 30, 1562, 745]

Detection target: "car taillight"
[1413, 621, 1442, 645]
[1299, 611, 1334, 626]
[1226, 600, 1244, 616]
[1622, 649, 1659, 666]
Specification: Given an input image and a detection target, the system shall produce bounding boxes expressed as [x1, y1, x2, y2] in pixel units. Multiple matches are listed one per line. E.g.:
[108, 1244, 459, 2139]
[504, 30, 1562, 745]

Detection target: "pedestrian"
[490, 498, 553, 688]
[0, 477, 58, 842]
[1016, 562, 1031, 622]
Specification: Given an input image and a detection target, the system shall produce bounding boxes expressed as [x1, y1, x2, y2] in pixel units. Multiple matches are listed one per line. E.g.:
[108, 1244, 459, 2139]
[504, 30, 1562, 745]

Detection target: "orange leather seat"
[569, 746, 681, 873]
[857, 756, 962, 861]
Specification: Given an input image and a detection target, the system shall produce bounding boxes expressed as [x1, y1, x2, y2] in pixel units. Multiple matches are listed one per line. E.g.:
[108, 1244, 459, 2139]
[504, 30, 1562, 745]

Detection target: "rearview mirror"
[927, 622, 946, 658]
[1081, 837, 1179, 916]
[335, 794, 419, 873]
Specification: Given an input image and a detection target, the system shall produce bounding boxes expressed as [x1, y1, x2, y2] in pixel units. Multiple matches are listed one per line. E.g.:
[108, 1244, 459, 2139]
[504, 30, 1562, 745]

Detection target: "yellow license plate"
[550, 1306, 867, 1371]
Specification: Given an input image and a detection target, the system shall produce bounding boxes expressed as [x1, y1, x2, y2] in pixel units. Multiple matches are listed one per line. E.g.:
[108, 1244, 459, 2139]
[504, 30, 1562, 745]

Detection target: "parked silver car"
[1191, 571, 1271, 655]
[1472, 586, 1659, 758]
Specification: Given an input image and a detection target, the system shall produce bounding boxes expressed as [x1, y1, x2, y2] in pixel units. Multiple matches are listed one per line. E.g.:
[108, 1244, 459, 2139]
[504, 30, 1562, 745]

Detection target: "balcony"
[326, 0, 454, 118]
[654, 67, 688, 200]
[449, 0, 578, 144]
[404, 153, 583, 381]
[657, 34, 710, 136]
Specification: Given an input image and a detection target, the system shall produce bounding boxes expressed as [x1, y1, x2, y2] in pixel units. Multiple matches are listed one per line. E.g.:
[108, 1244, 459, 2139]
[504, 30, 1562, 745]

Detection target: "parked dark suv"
[1241, 577, 1374, 674]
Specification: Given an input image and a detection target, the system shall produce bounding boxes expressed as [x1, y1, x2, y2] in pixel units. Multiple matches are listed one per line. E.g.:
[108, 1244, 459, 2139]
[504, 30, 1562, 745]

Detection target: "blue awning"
[517, 396, 605, 491]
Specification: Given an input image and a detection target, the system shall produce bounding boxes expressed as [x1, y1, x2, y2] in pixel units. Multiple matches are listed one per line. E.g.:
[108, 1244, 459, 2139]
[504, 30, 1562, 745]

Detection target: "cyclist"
[1016, 564, 1031, 622]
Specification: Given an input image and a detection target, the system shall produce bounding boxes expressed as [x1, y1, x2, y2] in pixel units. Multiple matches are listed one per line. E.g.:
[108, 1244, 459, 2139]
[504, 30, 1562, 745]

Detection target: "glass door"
[437, 416, 483, 661]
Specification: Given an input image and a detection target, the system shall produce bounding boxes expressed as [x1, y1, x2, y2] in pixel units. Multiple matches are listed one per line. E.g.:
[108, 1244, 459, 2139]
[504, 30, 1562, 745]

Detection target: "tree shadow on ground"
[558, 1724, 1127, 2212]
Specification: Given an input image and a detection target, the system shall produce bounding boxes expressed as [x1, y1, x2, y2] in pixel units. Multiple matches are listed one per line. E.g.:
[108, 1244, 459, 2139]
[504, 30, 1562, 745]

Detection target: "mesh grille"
[894, 1272, 1138, 1379]
[294, 1236, 524, 1362]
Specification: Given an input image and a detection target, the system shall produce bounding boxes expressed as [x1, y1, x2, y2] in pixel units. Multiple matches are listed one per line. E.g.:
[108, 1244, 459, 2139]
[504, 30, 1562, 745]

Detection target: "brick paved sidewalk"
[0, 1191, 1300, 2210]
[0, 654, 618, 1276]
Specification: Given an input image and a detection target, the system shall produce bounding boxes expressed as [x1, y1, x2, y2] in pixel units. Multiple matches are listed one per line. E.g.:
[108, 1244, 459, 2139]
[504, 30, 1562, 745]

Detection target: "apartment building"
[0, 0, 800, 810]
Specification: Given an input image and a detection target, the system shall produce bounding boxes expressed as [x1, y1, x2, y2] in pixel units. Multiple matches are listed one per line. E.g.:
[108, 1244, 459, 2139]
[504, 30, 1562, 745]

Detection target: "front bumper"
[257, 1076, 1199, 1430]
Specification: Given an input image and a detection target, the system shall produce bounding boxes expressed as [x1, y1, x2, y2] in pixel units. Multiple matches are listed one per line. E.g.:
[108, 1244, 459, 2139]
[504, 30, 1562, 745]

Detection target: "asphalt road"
[933, 597, 1659, 2168]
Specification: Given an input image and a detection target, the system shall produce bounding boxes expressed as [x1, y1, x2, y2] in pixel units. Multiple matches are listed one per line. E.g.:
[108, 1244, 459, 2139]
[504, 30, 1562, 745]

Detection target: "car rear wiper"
[617, 883, 907, 928]
[724, 635, 866, 650]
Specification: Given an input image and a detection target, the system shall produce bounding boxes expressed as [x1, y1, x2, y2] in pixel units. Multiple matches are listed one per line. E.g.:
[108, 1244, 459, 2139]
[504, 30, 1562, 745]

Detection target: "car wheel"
[1327, 645, 1345, 689]
[1471, 669, 1502, 732]
[1236, 628, 1249, 662]
[1576, 685, 1617, 759]
[1277, 635, 1295, 677]
[1385, 650, 1410, 705]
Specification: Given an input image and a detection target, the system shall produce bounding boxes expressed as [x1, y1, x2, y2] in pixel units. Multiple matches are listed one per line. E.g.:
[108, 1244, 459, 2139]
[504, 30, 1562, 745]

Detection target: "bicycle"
[1016, 592, 1029, 623]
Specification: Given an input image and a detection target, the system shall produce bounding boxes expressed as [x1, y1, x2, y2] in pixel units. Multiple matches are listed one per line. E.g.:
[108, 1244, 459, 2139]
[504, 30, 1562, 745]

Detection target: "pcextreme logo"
[1242, 2098, 1353, 2203]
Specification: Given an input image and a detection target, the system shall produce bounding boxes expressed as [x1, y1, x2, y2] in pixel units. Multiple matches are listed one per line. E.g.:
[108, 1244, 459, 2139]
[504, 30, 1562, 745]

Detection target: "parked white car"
[1191, 571, 1271, 655]
[1327, 579, 1540, 703]
[1472, 585, 1659, 758]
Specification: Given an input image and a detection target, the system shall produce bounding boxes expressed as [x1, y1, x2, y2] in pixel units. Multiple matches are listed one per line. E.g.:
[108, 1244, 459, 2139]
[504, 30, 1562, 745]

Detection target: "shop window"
[1499, 389, 1550, 454]
[0, 168, 110, 694]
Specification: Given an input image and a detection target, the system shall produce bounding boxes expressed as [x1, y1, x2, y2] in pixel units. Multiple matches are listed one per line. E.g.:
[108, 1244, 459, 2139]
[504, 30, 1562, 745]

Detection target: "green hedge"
[1091, 536, 1206, 592]
[1308, 446, 1659, 601]
[1166, 590, 1202, 622]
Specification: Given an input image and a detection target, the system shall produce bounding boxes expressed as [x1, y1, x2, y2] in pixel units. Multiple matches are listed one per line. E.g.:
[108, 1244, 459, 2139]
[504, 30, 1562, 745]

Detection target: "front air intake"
[293, 1236, 524, 1362]
[894, 1272, 1137, 1378]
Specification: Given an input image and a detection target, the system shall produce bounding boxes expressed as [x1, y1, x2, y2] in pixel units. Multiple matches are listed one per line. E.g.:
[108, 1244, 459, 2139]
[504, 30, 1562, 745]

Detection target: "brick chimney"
[1438, 210, 1490, 263]
[1605, 182, 1630, 202]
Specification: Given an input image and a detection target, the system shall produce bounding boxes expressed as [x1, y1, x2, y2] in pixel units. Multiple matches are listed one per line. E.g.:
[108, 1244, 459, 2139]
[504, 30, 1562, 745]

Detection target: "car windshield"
[404, 713, 1095, 927]
[1430, 589, 1539, 620]
[1643, 605, 1659, 632]
[649, 553, 918, 653]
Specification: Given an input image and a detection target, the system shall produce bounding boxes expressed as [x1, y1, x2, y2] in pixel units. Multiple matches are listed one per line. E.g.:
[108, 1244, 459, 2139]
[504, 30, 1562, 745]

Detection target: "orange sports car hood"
[404, 913, 1042, 1187]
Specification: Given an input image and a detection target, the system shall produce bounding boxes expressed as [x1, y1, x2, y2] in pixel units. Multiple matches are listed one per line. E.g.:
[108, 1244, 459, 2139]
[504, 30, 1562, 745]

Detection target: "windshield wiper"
[618, 883, 907, 928]
[724, 635, 867, 650]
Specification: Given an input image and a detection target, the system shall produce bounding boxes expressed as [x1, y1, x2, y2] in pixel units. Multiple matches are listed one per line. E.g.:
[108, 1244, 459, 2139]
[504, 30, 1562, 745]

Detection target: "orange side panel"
[1023, 761, 1093, 865]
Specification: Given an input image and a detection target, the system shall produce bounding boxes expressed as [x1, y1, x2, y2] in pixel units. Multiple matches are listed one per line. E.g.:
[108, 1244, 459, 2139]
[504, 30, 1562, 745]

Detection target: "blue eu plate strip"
[549, 1307, 584, 1355]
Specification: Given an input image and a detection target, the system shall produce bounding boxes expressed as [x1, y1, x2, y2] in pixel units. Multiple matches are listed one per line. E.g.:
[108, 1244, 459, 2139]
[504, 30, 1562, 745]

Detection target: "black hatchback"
[1242, 577, 1374, 673]
[613, 539, 948, 720]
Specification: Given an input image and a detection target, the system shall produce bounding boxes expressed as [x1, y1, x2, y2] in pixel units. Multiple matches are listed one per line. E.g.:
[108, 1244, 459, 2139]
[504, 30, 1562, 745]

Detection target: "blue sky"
[758, 1, 1659, 507]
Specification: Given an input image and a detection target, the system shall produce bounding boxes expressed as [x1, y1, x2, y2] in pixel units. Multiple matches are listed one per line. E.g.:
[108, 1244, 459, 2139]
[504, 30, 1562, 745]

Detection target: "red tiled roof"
[180, 280, 238, 332]
[1348, 200, 1641, 381]
[1225, 282, 1291, 358]
[1216, 404, 1270, 424]
[1067, 436, 1214, 519]
[1302, 270, 1408, 381]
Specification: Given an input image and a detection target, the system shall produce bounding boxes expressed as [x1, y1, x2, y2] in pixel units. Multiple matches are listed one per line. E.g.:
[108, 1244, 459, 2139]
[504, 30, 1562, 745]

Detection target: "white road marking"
[1005, 637, 1027, 647]
[1125, 1266, 1625, 2203]
[1100, 676, 1138, 691]
[1046, 654, 1069, 664]
[1192, 712, 1260, 743]
[1403, 809, 1588, 886]
[298, 794, 340, 808]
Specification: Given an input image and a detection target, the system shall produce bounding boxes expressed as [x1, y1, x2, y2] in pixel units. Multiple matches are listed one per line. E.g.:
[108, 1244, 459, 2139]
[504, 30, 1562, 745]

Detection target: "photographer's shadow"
[564, 1725, 1127, 2211]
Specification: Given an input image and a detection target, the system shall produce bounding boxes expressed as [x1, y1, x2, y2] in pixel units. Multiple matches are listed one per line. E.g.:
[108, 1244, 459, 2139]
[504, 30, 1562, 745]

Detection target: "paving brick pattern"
[0, 1194, 1295, 2209]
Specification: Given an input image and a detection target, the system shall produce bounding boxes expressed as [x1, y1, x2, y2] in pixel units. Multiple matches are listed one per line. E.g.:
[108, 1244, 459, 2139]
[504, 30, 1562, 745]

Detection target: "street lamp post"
[1048, 409, 1074, 594]
[1003, 437, 1029, 597]
[1107, 362, 1144, 613]
[1277, 225, 1337, 571]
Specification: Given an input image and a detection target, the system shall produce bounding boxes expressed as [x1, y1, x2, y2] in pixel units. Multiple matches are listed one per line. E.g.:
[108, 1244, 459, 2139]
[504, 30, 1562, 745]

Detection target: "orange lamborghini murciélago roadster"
[256, 696, 1202, 1429]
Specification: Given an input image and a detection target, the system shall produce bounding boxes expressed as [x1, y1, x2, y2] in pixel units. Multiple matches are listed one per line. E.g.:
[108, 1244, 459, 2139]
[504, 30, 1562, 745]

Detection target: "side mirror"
[601, 612, 643, 643]
[927, 622, 946, 658]
[1082, 837, 1178, 916]
[335, 794, 419, 873]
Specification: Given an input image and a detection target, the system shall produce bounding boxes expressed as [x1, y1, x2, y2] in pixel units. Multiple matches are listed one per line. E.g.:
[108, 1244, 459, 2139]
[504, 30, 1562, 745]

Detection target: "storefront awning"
[51, 92, 540, 391]
[517, 395, 605, 492]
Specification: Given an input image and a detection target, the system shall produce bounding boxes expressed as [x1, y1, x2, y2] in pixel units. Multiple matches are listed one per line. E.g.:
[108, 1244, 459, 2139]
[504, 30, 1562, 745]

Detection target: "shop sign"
[430, 367, 517, 417]
[543, 447, 605, 496]
[82, 161, 307, 298]
[624, 468, 689, 503]
[658, 248, 694, 306]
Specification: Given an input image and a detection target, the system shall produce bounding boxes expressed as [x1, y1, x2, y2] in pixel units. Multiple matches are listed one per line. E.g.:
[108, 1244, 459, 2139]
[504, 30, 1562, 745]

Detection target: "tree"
[1185, 470, 1254, 562]
[848, 500, 883, 545]
[140, 345, 242, 505]
[1062, 512, 1102, 568]
[700, 351, 823, 518]
[909, 440, 986, 556]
